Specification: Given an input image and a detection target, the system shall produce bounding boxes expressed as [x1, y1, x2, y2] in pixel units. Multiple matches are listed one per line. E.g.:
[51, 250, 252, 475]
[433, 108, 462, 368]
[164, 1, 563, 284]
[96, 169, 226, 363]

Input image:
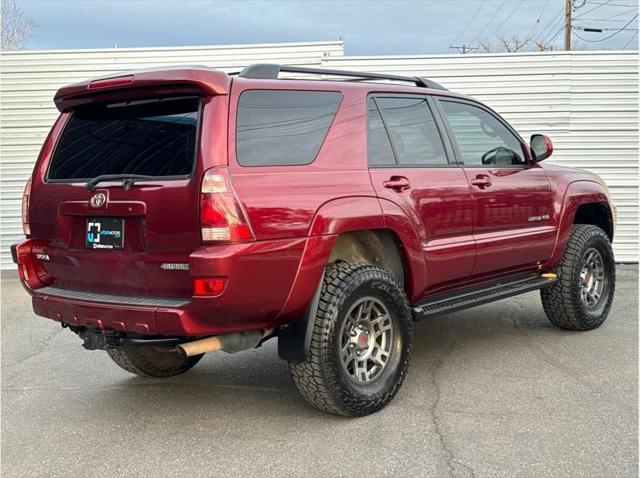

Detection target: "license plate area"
[86, 218, 124, 250]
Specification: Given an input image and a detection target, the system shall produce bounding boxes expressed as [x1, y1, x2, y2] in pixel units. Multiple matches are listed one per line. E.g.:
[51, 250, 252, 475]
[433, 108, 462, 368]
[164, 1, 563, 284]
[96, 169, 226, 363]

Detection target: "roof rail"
[236, 64, 448, 91]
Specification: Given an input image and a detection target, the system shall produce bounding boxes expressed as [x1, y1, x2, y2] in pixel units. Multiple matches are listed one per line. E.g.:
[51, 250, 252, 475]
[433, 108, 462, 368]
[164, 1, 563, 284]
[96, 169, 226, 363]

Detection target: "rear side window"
[367, 98, 395, 166]
[376, 97, 448, 166]
[48, 97, 200, 180]
[236, 90, 342, 166]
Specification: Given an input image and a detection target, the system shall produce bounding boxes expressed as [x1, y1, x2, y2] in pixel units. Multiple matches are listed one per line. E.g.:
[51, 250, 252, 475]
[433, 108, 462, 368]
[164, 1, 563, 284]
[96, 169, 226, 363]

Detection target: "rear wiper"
[86, 174, 156, 191]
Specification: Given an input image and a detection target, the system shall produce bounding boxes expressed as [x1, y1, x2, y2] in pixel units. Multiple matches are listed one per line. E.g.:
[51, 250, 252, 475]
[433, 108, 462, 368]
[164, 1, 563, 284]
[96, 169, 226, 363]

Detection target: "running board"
[412, 274, 558, 319]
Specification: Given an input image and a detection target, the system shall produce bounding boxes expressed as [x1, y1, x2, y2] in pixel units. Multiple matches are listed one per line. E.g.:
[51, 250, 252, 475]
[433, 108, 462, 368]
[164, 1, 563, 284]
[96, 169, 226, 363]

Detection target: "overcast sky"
[19, 0, 639, 54]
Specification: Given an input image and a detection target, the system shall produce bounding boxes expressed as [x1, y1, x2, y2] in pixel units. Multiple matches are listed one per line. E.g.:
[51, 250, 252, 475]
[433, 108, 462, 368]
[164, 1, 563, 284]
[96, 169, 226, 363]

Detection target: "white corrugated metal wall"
[0, 41, 344, 269]
[323, 51, 639, 262]
[0, 46, 637, 266]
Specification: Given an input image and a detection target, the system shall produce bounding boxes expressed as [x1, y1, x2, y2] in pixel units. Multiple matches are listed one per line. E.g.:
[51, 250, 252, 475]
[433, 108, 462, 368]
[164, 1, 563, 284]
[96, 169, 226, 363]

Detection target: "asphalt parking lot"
[1, 266, 637, 478]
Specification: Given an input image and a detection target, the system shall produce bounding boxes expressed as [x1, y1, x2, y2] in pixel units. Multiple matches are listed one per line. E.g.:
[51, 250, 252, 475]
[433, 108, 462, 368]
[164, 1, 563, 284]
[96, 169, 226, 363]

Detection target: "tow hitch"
[74, 326, 274, 354]
[76, 327, 183, 351]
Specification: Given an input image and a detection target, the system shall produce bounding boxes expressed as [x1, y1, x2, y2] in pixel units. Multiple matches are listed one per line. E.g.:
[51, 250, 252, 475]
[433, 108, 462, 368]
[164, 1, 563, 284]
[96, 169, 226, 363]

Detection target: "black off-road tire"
[107, 346, 203, 378]
[288, 262, 413, 417]
[541, 224, 615, 331]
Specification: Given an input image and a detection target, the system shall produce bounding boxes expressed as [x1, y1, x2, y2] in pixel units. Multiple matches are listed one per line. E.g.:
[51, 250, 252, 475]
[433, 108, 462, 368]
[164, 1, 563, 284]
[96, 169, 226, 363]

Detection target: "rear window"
[236, 90, 342, 166]
[47, 97, 200, 180]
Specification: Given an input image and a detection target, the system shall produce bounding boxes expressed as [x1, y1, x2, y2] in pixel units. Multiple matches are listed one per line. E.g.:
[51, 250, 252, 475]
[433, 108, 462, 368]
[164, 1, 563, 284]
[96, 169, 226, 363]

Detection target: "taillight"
[12, 239, 49, 290]
[88, 75, 134, 90]
[200, 168, 254, 243]
[22, 178, 31, 236]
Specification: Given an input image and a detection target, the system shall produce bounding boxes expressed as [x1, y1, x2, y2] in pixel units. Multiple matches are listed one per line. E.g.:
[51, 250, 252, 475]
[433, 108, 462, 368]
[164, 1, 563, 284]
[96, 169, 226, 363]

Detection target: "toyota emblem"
[90, 193, 106, 208]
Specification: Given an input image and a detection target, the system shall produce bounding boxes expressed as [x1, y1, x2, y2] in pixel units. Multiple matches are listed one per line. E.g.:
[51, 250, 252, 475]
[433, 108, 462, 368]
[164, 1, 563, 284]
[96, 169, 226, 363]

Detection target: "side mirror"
[530, 134, 553, 162]
[482, 146, 520, 166]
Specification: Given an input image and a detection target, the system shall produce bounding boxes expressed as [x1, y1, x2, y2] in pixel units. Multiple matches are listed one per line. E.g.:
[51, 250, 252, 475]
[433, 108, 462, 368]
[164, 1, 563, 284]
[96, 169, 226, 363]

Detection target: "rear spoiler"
[54, 67, 231, 112]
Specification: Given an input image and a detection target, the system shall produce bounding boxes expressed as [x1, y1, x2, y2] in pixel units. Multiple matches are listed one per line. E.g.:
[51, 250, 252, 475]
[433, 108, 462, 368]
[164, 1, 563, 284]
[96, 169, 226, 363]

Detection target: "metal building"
[1, 44, 637, 268]
[0, 41, 344, 269]
[322, 51, 639, 262]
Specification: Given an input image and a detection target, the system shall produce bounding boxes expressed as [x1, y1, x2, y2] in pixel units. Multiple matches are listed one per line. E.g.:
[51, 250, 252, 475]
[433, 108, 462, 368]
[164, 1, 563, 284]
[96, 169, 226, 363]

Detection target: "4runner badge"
[161, 263, 190, 271]
[90, 193, 106, 208]
[528, 214, 550, 222]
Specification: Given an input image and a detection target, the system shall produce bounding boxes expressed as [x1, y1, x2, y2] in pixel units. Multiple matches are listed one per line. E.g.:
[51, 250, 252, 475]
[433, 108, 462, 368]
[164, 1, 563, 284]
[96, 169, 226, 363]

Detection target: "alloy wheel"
[339, 296, 394, 384]
[579, 247, 606, 309]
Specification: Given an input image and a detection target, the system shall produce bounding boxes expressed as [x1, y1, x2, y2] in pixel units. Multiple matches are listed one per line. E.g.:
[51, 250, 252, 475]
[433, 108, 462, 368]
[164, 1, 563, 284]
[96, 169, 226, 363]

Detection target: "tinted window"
[367, 99, 395, 166]
[48, 97, 199, 180]
[236, 90, 342, 166]
[376, 97, 447, 166]
[440, 100, 525, 166]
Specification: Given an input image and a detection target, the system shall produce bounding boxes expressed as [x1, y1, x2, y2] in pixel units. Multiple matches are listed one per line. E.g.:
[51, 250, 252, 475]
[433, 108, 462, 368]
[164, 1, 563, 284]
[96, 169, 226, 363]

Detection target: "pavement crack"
[429, 336, 476, 478]
[3, 326, 65, 368]
[513, 302, 595, 388]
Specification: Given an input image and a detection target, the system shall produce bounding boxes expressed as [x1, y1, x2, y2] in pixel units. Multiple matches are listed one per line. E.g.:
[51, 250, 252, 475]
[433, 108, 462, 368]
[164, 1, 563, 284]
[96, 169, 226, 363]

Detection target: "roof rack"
[235, 64, 448, 91]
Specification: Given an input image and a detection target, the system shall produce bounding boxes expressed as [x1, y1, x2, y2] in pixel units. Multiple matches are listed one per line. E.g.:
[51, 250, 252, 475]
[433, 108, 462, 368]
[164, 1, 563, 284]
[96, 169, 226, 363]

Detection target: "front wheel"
[288, 262, 413, 416]
[541, 224, 615, 331]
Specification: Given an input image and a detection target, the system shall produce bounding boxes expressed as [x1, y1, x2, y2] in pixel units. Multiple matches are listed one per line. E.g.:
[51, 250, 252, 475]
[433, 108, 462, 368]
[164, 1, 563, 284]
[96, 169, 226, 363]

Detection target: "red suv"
[12, 64, 616, 416]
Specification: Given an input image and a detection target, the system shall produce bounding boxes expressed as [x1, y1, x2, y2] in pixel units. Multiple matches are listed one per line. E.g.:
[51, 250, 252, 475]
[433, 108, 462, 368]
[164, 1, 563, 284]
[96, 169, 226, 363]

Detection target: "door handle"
[383, 176, 410, 191]
[470, 174, 492, 189]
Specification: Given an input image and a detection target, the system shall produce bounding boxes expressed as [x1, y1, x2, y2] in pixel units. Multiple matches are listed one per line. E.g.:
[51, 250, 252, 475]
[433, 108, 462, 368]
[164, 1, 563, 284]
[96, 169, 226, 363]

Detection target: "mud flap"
[277, 271, 324, 362]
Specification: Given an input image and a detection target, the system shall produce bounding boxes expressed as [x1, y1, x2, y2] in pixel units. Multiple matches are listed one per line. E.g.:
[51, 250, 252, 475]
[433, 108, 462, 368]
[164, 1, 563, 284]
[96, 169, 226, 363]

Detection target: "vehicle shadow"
[89, 296, 557, 420]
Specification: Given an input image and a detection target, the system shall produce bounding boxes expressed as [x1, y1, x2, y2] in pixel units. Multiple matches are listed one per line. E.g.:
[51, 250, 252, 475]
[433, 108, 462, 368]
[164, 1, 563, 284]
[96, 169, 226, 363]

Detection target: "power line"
[577, 1, 637, 6]
[482, 0, 526, 40]
[623, 30, 638, 48]
[527, 0, 552, 39]
[601, 8, 638, 20]
[573, 13, 638, 41]
[574, 0, 613, 19]
[589, 17, 640, 21]
[450, 0, 488, 47]
[548, 25, 566, 44]
[537, 9, 566, 44]
[471, 0, 507, 43]
[534, 7, 565, 43]
[575, 24, 639, 30]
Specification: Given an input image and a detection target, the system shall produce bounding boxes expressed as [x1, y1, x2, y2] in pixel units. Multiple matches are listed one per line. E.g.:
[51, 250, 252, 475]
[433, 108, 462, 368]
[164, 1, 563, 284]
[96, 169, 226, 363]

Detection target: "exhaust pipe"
[177, 329, 272, 357]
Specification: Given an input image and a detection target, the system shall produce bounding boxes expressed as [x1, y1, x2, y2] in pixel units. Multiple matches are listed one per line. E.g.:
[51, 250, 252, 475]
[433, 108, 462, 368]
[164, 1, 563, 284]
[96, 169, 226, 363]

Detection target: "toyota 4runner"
[12, 64, 616, 416]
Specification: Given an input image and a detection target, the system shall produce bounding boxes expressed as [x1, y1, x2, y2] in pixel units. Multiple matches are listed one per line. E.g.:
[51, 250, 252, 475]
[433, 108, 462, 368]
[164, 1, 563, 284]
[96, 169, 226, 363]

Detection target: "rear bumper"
[13, 236, 309, 336]
[31, 287, 196, 336]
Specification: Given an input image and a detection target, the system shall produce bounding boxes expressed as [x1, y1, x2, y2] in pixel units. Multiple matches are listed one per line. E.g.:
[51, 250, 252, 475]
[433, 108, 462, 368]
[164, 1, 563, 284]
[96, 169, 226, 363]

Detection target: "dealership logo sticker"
[90, 193, 106, 208]
[87, 222, 101, 245]
[87, 222, 121, 249]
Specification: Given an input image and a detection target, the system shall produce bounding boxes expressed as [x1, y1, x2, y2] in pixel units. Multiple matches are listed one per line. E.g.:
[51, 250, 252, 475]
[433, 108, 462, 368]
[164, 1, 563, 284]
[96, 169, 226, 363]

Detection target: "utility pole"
[564, 0, 573, 51]
[450, 44, 477, 54]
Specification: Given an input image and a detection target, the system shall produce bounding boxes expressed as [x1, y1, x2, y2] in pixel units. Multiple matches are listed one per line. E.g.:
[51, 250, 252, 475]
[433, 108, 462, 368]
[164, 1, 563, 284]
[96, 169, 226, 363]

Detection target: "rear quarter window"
[47, 97, 200, 180]
[235, 90, 342, 166]
[375, 97, 448, 166]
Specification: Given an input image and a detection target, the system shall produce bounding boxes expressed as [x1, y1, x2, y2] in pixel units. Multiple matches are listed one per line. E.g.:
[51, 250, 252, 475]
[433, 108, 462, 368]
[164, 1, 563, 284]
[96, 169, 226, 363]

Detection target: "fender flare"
[277, 196, 384, 324]
[277, 196, 425, 361]
[546, 179, 612, 268]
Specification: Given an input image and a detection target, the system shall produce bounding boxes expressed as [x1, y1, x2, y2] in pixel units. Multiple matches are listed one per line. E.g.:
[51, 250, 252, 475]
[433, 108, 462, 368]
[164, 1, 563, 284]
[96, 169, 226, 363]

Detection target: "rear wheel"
[288, 262, 413, 416]
[541, 224, 615, 331]
[107, 346, 203, 378]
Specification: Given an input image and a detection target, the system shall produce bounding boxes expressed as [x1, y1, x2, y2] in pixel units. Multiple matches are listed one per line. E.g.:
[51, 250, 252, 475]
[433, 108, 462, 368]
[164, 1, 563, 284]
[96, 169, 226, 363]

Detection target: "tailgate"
[29, 96, 205, 298]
